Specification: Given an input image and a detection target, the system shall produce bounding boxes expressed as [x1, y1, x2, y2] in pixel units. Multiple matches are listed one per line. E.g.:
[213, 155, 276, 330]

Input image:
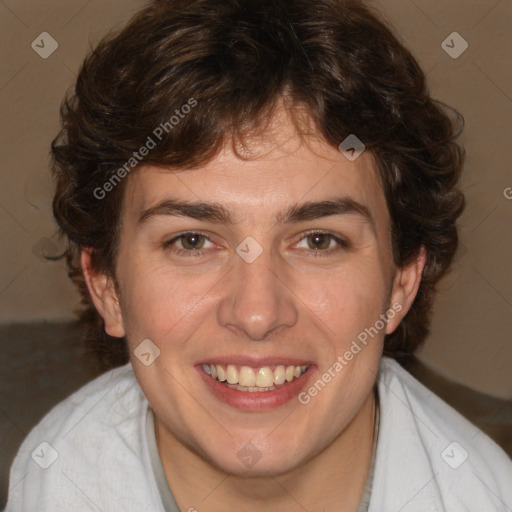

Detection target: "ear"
[385, 246, 427, 335]
[81, 249, 126, 338]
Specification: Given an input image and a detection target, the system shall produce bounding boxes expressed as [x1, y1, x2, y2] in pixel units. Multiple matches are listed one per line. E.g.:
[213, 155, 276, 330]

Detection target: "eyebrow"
[138, 196, 374, 227]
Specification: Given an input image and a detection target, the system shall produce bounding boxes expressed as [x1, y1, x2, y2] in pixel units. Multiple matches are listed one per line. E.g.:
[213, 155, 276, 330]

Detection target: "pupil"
[310, 234, 328, 250]
[184, 234, 203, 250]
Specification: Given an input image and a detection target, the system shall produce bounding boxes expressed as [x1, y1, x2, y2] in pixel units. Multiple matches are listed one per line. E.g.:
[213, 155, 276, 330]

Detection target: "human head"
[52, 0, 464, 369]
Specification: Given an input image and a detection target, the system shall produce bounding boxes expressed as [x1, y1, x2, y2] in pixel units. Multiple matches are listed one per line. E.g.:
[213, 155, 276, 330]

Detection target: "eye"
[295, 231, 348, 255]
[164, 232, 215, 256]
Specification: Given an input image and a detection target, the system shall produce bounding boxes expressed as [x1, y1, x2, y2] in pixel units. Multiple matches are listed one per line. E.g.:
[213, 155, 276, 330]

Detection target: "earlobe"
[80, 249, 126, 338]
[385, 246, 427, 335]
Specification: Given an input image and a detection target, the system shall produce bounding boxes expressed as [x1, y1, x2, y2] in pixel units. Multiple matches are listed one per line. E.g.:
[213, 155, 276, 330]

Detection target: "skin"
[82, 108, 426, 511]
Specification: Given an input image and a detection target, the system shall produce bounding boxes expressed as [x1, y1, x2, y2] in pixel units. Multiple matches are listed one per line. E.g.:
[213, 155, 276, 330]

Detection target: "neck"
[156, 390, 377, 512]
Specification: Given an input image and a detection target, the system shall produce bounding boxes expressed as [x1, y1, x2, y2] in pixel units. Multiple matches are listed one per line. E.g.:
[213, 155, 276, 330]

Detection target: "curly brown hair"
[51, 0, 465, 370]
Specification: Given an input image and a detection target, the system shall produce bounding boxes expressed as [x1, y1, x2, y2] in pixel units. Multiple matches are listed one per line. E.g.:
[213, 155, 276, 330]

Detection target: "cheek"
[117, 257, 221, 346]
[296, 260, 390, 339]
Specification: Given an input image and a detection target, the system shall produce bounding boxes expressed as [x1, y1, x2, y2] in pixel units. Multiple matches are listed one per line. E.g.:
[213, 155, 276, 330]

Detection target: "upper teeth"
[202, 364, 308, 387]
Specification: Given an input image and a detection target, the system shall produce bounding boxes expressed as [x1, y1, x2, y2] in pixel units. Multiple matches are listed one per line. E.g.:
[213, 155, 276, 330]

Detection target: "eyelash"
[163, 231, 214, 258]
[297, 230, 349, 257]
[163, 230, 349, 258]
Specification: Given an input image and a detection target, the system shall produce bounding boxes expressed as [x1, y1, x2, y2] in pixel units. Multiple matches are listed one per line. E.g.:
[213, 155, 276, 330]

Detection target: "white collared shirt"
[5, 357, 512, 511]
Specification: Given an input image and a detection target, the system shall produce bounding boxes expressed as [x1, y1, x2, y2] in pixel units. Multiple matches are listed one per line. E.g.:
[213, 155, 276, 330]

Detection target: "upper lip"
[197, 355, 313, 367]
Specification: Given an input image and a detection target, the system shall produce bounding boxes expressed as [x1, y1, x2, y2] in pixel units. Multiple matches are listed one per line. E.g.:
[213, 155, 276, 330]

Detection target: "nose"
[217, 246, 299, 341]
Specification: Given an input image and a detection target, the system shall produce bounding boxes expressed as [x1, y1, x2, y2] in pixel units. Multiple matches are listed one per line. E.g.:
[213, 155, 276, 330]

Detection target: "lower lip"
[196, 366, 315, 411]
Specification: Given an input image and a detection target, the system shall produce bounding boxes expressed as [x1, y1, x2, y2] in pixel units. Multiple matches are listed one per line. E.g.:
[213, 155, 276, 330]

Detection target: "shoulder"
[372, 357, 512, 512]
[16, 363, 144, 448]
[5, 364, 162, 512]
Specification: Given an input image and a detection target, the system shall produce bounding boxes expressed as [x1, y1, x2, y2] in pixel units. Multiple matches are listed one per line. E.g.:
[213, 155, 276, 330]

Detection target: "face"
[84, 110, 424, 477]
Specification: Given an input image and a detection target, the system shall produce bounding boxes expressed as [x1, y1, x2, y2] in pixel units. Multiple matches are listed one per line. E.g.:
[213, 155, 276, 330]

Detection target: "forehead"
[121, 114, 388, 230]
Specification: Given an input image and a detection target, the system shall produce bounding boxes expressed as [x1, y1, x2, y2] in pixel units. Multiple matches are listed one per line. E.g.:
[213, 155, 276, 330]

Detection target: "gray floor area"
[0, 322, 511, 509]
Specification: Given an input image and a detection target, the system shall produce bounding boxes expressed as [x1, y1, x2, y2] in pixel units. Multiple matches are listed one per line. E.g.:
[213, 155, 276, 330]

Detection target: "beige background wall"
[1, 0, 511, 398]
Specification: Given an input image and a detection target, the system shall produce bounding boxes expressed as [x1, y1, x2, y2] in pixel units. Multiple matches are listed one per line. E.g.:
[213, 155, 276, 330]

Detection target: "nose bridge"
[217, 245, 298, 340]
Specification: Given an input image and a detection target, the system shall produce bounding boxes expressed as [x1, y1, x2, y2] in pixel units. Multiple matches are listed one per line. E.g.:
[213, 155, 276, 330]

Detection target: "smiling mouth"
[201, 363, 309, 392]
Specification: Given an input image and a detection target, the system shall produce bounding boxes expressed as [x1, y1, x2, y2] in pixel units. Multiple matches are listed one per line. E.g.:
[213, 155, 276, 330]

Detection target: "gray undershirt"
[146, 388, 379, 512]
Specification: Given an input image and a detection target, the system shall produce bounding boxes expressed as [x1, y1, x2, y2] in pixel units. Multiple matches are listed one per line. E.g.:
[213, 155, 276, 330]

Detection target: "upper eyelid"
[294, 231, 348, 249]
[299, 229, 344, 238]
[166, 231, 215, 247]
[167, 230, 213, 242]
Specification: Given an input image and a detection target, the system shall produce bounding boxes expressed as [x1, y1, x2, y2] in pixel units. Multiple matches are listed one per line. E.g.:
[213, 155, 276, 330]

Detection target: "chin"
[198, 432, 311, 477]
